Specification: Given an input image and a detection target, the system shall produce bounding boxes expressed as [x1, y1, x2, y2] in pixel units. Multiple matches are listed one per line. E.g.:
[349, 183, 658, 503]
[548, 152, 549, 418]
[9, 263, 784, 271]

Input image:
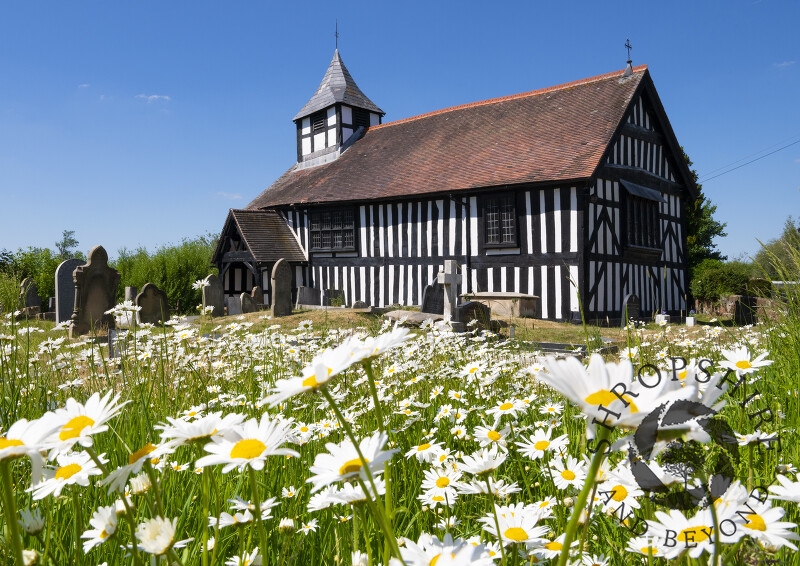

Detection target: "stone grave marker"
[296, 286, 322, 307]
[455, 301, 492, 329]
[55, 259, 83, 324]
[437, 260, 460, 321]
[136, 283, 168, 325]
[202, 274, 224, 317]
[323, 288, 345, 307]
[250, 286, 265, 306]
[19, 278, 42, 309]
[271, 259, 293, 317]
[69, 246, 121, 338]
[621, 293, 640, 325]
[420, 281, 444, 315]
[733, 295, 757, 326]
[226, 296, 242, 316]
[125, 286, 138, 302]
[241, 292, 258, 314]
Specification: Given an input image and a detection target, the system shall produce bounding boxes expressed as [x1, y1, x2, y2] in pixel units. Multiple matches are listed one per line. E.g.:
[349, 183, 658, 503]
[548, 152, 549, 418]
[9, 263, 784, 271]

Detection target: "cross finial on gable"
[335, 20, 339, 50]
[625, 38, 633, 63]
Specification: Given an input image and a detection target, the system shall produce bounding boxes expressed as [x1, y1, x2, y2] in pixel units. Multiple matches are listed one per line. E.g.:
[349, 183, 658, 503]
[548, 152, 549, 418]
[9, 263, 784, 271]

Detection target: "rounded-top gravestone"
[69, 246, 121, 338]
[270, 259, 293, 317]
[19, 278, 41, 309]
[136, 283, 169, 325]
[55, 259, 83, 324]
[202, 274, 224, 317]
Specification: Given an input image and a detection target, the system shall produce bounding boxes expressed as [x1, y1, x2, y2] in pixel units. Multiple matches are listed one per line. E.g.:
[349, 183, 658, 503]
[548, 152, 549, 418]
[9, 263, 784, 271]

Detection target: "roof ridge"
[371, 64, 648, 131]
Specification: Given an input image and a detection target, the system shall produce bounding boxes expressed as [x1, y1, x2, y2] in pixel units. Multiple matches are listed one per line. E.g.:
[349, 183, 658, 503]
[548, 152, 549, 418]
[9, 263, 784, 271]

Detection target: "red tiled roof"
[248, 66, 648, 209]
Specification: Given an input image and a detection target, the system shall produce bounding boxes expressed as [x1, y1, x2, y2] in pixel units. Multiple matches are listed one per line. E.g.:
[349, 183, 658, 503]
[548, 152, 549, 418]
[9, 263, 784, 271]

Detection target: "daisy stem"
[578, 480, 600, 554]
[707, 489, 722, 566]
[0, 460, 25, 566]
[71, 489, 83, 566]
[484, 475, 506, 564]
[556, 427, 611, 566]
[202, 466, 210, 566]
[247, 466, 270, 562]
[748, 444, 754, 493]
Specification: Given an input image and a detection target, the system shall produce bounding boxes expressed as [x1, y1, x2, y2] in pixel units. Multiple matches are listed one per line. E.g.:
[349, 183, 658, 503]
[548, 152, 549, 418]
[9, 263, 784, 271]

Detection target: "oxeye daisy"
[534, 533, 575, 559]
[625, 535, 666, 558]
[479, 502, 548, 547]
[420, 467, 461, 498]
[399, 533, 496, 566]
[550, 456, 586, 491]
[460, 446, 506, 477]
[297, 519, 319, 535]
[51, 391, 129, 449]
[29, 451, 103, 500]
[101, 441, 178, 494]
[209, 510, 254, 529]
[405, 440, 443, 463]
[81, 505, 118, 553]
[769, 473, 800, 503]
[18, 508, 44, 536]
[282, 485, 297, 498]
[738, 500, 799, 551]
[473, 425, 511, 449]
[307, 431, 397, 493]
[486, 400, 519, 424]
[516, 428, 569, 460]
[157, 412, 246, 446]
[134, 516, 191, 555]
[539, 402, 563, 415]
[225, 548, 262, 566]
[719, 347, 773, 376]
[195, 414, 299, 473]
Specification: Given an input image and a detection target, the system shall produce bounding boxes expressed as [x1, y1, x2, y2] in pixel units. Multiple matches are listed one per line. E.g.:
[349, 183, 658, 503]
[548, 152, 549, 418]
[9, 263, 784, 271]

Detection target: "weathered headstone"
[136, 283, 168, 325]
[55, 259, 82, 324]
[455, 301, 492, 328]
[421, 281, 444, 315]
[250, 286, 265, 305]
[621, 293, 640, 326]
[323, 288, 346, 307]
[241, 292, 258, 314]
[226, 296, 243, 316]
[437, 260, 460, 321]
[125, 286, 138, 302]
[296, 286, 322, 307]
[19, 278, 41, 309]
[270, 259, 293, 317]
[69, 246, 121, 338]
[733, 295, 757, 326]
[202, 274, 224, 317]
[352, 300, 368, 309]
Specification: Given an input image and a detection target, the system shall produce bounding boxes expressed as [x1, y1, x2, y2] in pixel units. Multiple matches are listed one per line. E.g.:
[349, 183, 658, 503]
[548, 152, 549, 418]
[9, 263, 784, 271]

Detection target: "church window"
[484, 195, 517, 246]
[620, 180, 664, 250]
[310, 208, 356, 251]
[311, 111, 326, 133]
[353, 108, 371, 129]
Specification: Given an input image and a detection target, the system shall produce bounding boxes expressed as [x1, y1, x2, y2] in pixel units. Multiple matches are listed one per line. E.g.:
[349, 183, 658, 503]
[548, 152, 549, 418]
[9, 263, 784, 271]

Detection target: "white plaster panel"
[341, 106, 352, 124]
[301, 118, 310, 135]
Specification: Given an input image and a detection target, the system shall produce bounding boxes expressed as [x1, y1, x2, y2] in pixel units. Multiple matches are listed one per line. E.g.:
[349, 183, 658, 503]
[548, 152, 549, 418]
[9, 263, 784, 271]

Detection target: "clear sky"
[1, 1, 798, 261]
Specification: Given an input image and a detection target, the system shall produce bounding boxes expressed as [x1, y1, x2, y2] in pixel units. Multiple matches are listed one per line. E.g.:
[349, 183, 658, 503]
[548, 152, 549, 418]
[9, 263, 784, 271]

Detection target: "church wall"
[281, 186, 583, 319]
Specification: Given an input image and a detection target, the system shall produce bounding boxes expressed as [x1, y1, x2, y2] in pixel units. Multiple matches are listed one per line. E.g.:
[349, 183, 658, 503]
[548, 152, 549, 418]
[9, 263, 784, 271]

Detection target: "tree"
[752, 217, 800, 281]
[55, 229, 80, 260]
[683, 149, 728, 278]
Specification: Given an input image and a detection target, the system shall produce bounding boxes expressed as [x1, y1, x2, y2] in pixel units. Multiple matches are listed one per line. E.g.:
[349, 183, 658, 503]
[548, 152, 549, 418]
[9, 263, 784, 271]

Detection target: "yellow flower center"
[339, 458, 367, 476]
[584, 389, 639, 413]
[417, 443, 431, 451]
[736, 360, 752, 370]
[55, 463, 82, 480]
[302, 374, 320, 388]
[499, 402, 513, 411]
[561, 470, 576, 481]
[640, 546, 659, 555]
[504, 527, 528, 541]
[187, 411, 197, 416]
[230, 439, 267, 460]
[534, 440, 550, 451]
[744, 514, 766, 531]
[677, 526, 712, 543]
[59, 415, 95, 440]
[100, 529, 109, 539]
[545, 541, 563, 551]
[0, 437, 24, 449]
[487, 430, 502, 442]
[128, 443, 157, 465]
[611, 485, 628, 502]
[432, 495, 445, 501]
[539, 500, 551, 508]
[300, 426, 309, 432]
[436, 477, 450, 488]
[678, 370, 687, 380]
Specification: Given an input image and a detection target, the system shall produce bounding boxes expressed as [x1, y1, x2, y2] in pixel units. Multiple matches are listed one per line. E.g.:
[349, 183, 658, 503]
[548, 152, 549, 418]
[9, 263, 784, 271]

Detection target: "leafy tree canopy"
[683, 149, 728, 277]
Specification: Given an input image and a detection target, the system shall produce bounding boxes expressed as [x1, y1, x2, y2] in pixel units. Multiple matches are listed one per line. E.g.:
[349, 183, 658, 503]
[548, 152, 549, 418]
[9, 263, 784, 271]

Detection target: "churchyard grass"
[1, 304, 799, 566]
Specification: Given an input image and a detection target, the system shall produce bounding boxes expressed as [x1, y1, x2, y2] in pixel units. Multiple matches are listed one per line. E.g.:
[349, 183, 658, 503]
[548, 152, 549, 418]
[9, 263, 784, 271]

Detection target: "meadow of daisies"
[1, 305, 799, 566]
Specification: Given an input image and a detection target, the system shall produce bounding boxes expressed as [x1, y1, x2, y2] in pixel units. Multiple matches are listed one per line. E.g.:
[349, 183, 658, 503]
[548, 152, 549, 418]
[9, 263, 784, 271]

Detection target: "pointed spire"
[293, 50, 384, 121]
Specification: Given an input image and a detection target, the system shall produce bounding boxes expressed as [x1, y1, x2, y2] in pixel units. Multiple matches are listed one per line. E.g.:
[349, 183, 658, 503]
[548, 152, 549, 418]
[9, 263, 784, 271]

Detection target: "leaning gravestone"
[241, 292, 258, 314]
[20, 278, 42, 309]
[56, 259, 83, 324]
[270, 259, 292, 317]
[136, 283, 168, 325]
[421, 281, 444, 315]
[621, 293, 640, 326]
[69, 246, 121, 338]
[250, 286, 265, 306]
[202, 274, 224, 317]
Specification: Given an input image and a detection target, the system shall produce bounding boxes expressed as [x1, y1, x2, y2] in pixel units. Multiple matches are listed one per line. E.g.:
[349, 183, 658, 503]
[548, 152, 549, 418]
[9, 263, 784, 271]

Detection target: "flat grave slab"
[461, 292, 539, 318]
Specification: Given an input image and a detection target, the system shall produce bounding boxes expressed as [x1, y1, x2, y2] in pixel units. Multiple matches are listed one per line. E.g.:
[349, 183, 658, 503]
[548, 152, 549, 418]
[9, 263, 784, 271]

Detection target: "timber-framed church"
[212, 50, 696, 322]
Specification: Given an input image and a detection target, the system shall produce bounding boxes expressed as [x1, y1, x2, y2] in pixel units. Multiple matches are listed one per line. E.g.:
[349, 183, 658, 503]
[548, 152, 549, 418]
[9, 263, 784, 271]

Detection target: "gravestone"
[241, 292, 258, 314]
[19, 278, 41, 309]
[136, 283, 168, 325]
[352, 300, 368, 309]
[296, 286, 322, 307]
[226, 296, 242, 316]
[55, 259, 83, 324]
[733, 295, 757, 326]
[202, 274, 224, 317]
[125, 286, 138, 302]
[437, 260, 460, 321]
[421, 281, 444, 315]
[323, 288, 346, 307]
[455, 301, 492, 328]
[69, 246, 121, 338]
[250, 286, 265, 305]
[271, 259, 293, 317]
[621, 293, 640, 326]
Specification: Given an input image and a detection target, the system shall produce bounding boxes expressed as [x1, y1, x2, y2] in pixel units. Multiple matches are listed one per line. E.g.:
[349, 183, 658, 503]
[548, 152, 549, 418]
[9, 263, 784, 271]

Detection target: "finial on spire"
[623, 38, 633, 76]
[335, 20, 339, 50]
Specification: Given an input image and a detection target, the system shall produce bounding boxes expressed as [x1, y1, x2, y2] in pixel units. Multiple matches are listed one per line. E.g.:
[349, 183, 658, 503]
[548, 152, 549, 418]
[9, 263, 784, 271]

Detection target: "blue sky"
[1, 1, 798, 261]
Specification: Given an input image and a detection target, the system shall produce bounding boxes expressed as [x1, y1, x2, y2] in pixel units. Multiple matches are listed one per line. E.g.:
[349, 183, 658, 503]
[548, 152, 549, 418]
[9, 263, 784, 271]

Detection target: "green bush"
[0, 271, 21, 313]
[112, 234, 218, 314]
[689, 259, 756, 302]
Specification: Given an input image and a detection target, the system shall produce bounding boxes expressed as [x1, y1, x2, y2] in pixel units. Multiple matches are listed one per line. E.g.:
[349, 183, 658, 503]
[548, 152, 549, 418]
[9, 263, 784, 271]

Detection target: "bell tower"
[293, 50, 384, 168]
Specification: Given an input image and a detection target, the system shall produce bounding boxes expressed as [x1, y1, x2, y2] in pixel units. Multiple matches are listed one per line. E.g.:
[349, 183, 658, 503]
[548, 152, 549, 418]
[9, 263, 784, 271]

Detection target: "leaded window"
[310, 208, 356, 251]
[484, 195, 517, 245]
